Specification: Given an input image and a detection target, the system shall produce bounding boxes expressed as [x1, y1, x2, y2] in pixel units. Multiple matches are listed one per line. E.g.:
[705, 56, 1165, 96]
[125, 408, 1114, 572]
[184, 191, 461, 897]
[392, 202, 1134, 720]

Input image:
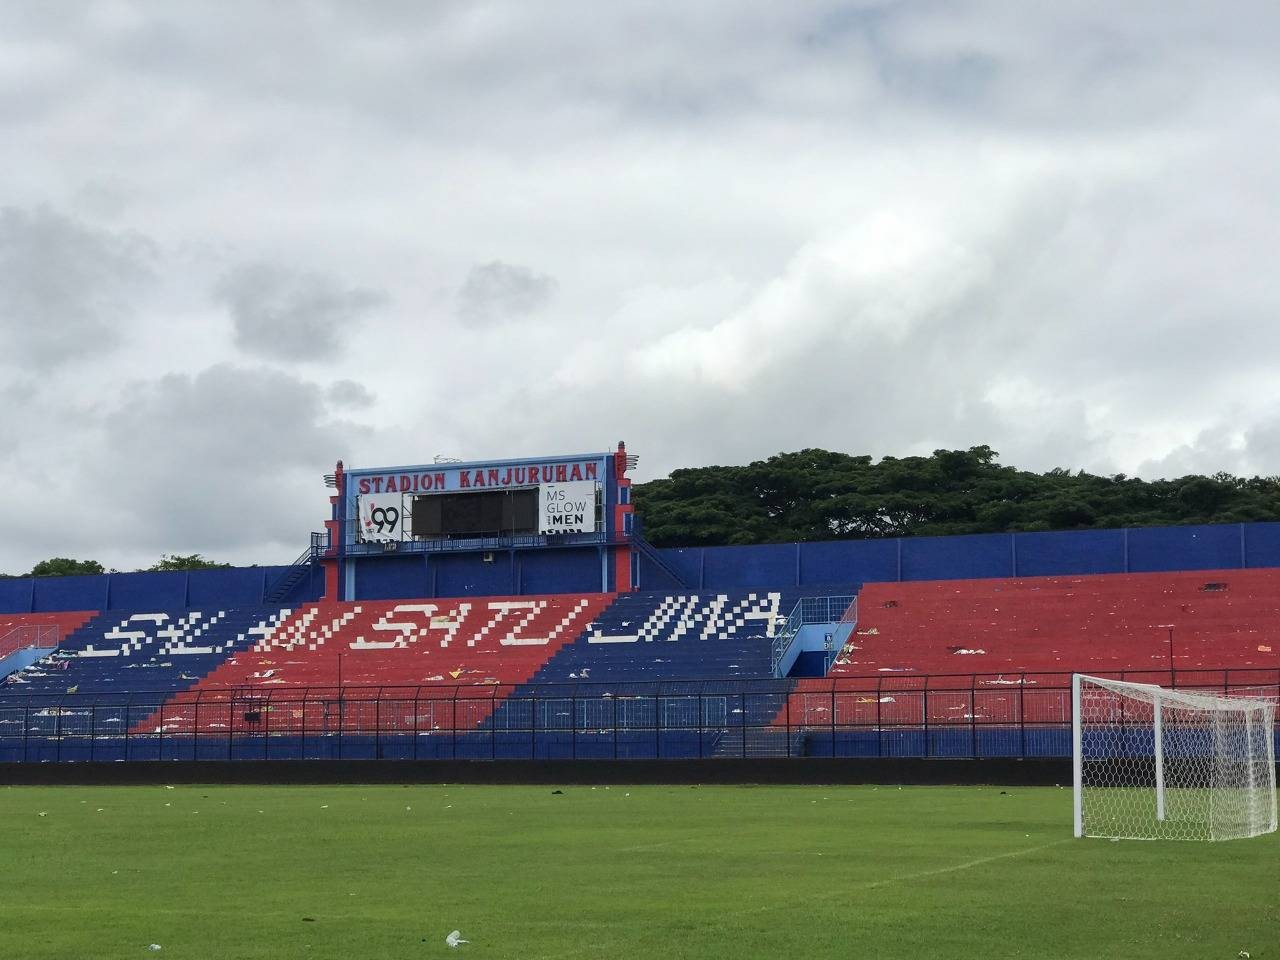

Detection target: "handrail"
[770, 594, 857, 677]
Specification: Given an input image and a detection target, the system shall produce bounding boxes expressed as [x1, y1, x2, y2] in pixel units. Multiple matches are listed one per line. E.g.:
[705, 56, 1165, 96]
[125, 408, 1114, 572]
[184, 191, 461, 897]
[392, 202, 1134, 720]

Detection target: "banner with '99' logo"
[358, 493, 405, 542]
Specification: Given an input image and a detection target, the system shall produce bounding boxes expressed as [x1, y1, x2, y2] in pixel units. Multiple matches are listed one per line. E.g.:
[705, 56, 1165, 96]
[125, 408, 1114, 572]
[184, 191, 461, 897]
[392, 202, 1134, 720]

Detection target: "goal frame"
[1072, 673, 1277, 840]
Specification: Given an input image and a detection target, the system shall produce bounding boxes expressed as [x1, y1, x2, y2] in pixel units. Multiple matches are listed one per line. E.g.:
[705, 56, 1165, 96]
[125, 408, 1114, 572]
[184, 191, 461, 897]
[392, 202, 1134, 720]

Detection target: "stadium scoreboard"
[345, 453, 612, 544]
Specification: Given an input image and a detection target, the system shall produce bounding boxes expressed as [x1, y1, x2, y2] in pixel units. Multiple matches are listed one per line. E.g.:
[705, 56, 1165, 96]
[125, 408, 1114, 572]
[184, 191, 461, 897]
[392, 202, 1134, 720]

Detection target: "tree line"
[631, 446, 1280, 547]
[3, 555, 232, 578]
[9, 447, 1280, 572]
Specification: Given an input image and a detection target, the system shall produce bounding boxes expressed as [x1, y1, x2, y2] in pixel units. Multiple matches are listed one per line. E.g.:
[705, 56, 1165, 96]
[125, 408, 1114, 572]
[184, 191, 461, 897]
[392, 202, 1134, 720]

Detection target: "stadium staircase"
[263, 533, 326, 604]
[629, 535, 693, 588]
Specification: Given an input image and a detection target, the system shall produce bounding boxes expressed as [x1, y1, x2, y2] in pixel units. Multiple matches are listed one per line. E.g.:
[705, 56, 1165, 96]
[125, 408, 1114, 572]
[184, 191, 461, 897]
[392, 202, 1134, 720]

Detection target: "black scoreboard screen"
[411, 489, 539, 538]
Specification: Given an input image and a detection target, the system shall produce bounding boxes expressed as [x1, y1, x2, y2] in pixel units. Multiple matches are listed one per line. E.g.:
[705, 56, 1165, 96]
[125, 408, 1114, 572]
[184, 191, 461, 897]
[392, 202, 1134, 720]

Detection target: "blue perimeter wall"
[0, 564, 323, 614]
[1, 522, 1278, 613]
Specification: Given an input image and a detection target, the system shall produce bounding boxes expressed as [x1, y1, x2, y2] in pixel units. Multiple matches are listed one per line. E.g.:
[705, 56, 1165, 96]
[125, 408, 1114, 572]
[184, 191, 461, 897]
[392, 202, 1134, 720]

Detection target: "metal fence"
[2, 667, 1276, 764]
[0, 624, 60, 660]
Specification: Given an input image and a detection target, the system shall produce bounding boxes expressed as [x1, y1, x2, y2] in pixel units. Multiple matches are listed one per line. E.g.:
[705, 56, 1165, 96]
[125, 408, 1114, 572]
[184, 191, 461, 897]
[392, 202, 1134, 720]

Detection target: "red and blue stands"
[3, 608, 289, 697]
[525, 590, 798, 683]
[830, 569, 1280, 677]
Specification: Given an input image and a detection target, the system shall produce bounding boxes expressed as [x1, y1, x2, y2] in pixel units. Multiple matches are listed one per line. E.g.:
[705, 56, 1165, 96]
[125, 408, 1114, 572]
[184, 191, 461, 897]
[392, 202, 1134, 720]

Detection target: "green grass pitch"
[1, 783, 1275, 959]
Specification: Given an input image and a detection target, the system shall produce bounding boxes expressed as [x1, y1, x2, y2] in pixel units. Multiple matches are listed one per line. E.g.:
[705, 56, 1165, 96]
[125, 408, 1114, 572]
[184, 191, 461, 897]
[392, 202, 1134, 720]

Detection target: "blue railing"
[770, 595, 857, 677]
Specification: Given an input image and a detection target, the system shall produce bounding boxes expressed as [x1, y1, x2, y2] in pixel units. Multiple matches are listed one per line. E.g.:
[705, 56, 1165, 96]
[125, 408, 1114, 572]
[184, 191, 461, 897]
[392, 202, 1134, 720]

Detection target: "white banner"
[540, 481, 596, 534]
[358, 493, 406, 542]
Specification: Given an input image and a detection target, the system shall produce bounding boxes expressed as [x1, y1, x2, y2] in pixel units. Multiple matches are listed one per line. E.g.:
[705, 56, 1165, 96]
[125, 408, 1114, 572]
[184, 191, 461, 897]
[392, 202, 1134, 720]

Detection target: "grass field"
[1, 783, 1275, 959]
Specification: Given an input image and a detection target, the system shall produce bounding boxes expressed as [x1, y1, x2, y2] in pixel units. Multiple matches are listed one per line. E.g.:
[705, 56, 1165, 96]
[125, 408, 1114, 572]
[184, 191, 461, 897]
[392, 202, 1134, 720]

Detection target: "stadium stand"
[2, 608, 287, 696]
[522, 589, 806, 683]
[830, 569, 1280, 676]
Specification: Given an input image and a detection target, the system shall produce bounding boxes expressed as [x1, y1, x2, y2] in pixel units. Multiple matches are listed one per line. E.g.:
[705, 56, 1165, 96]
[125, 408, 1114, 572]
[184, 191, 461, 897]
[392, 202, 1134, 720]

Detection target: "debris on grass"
[445, 930, 469, 948]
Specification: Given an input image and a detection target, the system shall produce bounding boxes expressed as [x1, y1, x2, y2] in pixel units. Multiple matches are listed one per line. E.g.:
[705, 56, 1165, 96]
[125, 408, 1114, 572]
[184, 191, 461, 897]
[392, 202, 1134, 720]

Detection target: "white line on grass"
[851, 838, 1071, 892]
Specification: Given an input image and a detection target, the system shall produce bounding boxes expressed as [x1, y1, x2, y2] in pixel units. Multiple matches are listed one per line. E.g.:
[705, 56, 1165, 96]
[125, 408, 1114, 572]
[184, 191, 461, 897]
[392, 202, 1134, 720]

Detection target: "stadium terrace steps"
[0, 612, 96, 660]
[159, 594, 618, 733]
[1, 608, 285, 698]
[480, 590, 819, 746]
[829, 569, 1280, 677]
[764, 570, 1280, 745]
[520, 589, 815, 684]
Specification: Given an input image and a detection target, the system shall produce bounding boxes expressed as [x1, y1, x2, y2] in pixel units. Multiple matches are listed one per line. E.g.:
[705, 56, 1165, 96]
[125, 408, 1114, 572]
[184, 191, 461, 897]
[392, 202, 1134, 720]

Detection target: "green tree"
[632, 447, 1280, 547]
[28, 558, 106, 577]
[145, 554, 233, 572]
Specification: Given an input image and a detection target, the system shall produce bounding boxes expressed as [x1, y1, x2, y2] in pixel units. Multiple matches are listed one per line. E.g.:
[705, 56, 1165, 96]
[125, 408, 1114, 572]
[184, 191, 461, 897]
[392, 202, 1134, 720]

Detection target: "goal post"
[1073, 674, 1277, 841]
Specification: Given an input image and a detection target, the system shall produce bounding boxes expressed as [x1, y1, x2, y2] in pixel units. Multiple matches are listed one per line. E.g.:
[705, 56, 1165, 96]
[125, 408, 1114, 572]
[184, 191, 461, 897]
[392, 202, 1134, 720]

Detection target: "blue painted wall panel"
[798, 539, 897, 588]
[354, 556, 430, 601]
[185, 568, 266, 607]
[109, 572, 187, 610]
[901, 533, 1010, 581]
[702, 543, 797, 588]
[3, 521, 1278, 613]
[1128, 523, 1243, 572]
[1244, 523, 1280, 569]
[520, 549, 601, 595]
[0, 579, 33, 613]
[1017, 528, 1125, 577]
[33, 575, 107, 612]
[433, 553, 517, 598]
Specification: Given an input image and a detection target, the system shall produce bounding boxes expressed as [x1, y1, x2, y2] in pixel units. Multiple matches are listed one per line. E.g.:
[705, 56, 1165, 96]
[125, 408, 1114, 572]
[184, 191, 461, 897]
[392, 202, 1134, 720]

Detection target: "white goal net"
[1073, 674, 1277, 841]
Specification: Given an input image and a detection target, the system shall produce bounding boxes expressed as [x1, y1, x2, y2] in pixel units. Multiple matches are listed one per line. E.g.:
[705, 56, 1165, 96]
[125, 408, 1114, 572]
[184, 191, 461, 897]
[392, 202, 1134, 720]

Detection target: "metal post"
[301, 689, 308, 760]
[970, 676, 978, 759]
[1153, 691, 1166, 822]
[784, 687, 791, 759]
[530, 690, 537, 760]
[1072, 673, 1083, 838]
[412, 687, 419, 761]
[263, 692, 270, 760]
[698, 689, 705, 759]
[876, 678, 883, 758]
[1019, 676, 1027, 759]
[1167, 628, 1174, 678]
[830, 683, 836, 758]
[572, 691, 578, 760]
[375, 691, 381, 760]
[654, 691, 661, 760]
[194, 693, 202, 762]
[923, 685, 930, 758]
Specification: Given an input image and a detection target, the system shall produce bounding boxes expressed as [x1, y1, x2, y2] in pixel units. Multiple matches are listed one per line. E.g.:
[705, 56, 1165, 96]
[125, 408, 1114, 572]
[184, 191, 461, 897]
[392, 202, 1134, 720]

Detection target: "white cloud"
[1, 1, 1279, 570]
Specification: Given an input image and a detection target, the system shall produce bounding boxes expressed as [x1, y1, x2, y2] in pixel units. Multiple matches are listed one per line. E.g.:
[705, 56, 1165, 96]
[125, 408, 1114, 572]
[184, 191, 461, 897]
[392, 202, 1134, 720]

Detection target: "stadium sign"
[354, 459, 600, 495]
[540, 481, 596, 534]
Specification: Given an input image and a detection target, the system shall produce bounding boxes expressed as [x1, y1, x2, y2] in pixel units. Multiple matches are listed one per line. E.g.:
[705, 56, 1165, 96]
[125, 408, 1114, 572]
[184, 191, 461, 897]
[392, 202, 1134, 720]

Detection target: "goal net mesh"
[1074, 675, 1277, 841]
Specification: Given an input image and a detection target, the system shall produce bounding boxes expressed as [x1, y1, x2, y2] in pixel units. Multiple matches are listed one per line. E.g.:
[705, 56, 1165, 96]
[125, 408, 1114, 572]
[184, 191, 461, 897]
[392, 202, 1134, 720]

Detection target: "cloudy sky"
[2, 1, 1279, 573]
